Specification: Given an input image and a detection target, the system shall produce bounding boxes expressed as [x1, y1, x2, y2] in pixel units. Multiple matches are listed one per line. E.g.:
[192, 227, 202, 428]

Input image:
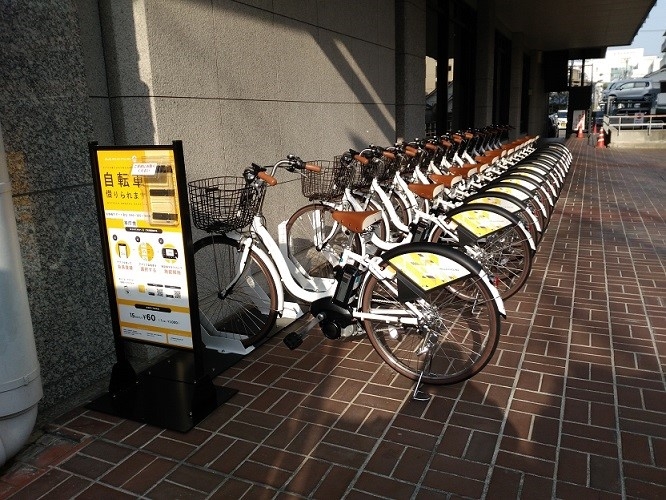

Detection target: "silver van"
[601, 79, 630, 102]
[606, 79, 660, 103]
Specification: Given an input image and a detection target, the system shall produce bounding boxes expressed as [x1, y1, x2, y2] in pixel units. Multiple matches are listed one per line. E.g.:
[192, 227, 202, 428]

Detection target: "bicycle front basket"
[301, 158, 353, 201]
[188, 176, 263, 233]
[377, 155, 401, 186]
[350, 157, 383, 190]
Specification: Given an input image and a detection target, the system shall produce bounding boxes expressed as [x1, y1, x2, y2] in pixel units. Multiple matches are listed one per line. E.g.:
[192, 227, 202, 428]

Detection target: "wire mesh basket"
[376, 155, 402, 187]
[400, 151, 423, 179]
[188, 176, 264, 233]
[301, 158, 354, 201]
[350, 157, 384, 191]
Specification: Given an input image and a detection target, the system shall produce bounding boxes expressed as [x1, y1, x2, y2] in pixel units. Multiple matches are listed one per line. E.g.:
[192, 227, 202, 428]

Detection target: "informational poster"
[574, 110, 586, 132]
[92, 145, 194, 349]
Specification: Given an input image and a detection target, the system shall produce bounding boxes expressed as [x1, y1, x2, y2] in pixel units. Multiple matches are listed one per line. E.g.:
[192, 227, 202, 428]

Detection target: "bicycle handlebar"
[247, 154, 315, 187]
[257, 171, 278, 186]
[353, 154, 370, 165]
[351, 144, 396, 163]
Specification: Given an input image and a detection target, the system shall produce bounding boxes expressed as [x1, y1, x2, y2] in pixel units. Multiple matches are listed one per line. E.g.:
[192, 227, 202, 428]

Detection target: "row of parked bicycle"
[188, 125, 571, 398]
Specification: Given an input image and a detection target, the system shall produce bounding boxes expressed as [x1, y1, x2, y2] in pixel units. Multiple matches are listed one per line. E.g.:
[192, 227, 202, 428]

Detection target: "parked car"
[601, 79, 630, 102]
[606, 79, 660, 103]
[556, 110, 568, 129]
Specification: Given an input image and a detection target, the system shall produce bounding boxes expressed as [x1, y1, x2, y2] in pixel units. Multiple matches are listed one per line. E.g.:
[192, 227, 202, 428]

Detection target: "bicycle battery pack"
[411, 219, 431, 242]
[332, 264, 363, 307]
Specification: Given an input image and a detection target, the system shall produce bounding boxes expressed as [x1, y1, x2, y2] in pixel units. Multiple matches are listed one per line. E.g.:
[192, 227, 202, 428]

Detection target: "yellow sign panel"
[487, 186, 529, 201]
[96, 148, 192, 349]
[451, 209, 511, 238]
[503, 177, 536, 190]
[389, 252, 470, 290]
[469, 197, 520, 214]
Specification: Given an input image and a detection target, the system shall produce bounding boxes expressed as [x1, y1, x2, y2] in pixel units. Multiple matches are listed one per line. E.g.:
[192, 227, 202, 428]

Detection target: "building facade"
[0, 0, 628, 417]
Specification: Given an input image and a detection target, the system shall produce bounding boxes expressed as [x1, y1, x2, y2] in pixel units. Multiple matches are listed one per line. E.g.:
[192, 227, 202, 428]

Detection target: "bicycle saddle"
[331, 210, 382, 233]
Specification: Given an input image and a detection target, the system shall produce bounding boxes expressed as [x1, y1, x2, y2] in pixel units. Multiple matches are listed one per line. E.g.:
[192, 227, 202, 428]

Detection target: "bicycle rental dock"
[2, 135, 665, 499]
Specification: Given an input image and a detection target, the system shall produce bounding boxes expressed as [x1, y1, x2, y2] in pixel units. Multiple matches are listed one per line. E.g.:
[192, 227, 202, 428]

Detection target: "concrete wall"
[396, 0, 427, 141]
[475, 0, 495, 126]
[94, 0, 400, 233]
[0, 0, 417, 419]
[529, 52, 548, 137]
[508, 35, 524, 136]
[607, 127, 666, 148]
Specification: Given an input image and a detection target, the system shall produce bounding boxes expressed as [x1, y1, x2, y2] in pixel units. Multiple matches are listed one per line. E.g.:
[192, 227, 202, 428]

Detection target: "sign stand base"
[87, 350, 237, 432]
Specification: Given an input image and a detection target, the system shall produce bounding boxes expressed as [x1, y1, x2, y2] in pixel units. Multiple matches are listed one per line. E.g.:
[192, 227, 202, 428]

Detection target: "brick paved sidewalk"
[1, 138, 664, 499]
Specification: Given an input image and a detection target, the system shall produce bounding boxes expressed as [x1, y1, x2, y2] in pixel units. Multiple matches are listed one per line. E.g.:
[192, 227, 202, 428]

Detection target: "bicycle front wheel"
[361, 243, 501, 385]
[194, 235, 278, 347]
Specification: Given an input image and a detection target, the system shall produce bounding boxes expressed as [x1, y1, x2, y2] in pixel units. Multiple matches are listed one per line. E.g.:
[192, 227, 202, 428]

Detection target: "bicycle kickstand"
[412, 340, 434, 401]
[412, 370, 431, 402]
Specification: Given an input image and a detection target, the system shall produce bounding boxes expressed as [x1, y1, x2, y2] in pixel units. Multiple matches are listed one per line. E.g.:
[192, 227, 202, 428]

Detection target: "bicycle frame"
[225, 210, 507, 330]
[358, 167, 536, 254]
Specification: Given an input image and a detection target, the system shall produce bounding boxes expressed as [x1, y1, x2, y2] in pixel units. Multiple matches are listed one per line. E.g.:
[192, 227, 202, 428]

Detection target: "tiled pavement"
[1, 137, 665, 499]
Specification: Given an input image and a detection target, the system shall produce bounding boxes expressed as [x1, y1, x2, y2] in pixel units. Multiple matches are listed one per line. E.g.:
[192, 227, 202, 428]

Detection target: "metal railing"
[604, 114, 666, 136]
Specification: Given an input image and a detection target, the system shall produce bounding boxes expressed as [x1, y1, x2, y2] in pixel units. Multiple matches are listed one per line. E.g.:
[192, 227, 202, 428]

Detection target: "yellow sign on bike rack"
[468, 197, 520, 214]
[389, 252, 470, 291]
[450, 208, 512, 238]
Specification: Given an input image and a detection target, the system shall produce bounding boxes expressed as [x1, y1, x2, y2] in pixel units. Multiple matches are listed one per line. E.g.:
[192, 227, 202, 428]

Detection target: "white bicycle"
[188, 157, 505, 392]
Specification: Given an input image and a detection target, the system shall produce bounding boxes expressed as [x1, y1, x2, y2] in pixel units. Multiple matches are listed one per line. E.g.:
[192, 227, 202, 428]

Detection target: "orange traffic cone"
[577, 123, 584, 138]
[592, 122, 597, 134]
[596, 127, 605, 148]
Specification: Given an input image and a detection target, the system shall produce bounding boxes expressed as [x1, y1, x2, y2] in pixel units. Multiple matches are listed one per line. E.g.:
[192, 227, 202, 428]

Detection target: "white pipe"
[0, 125, 43, 467]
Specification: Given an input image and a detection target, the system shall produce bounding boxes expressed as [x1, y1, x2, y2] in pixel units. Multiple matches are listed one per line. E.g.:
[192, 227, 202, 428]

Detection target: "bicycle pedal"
[283, 332, 303, 350]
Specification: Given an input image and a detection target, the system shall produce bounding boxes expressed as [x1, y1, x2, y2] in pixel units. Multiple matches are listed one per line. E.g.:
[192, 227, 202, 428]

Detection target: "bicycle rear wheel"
[432, 204, 534, 300]
[361, 243, 501, 385]
[194, 235, 278, 347]
[464, 192, 541, 244]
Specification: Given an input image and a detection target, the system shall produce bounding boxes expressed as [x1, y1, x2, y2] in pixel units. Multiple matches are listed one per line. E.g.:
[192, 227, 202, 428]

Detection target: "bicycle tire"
[499, 175, 554, 213]
[285, 203, 359, 283]
[464, 191, 542, 244]
[483, 182, 550, 230]
[505, 168, 559, 201]
[194, 234, 278, 347]
[515, 161, 564, 190]
[432, 204, 534, 300]
[361, 242, 501, 385]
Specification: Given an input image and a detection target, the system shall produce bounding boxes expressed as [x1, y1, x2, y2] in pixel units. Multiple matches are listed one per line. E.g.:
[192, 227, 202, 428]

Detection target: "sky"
[616, 0, 666, 55]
